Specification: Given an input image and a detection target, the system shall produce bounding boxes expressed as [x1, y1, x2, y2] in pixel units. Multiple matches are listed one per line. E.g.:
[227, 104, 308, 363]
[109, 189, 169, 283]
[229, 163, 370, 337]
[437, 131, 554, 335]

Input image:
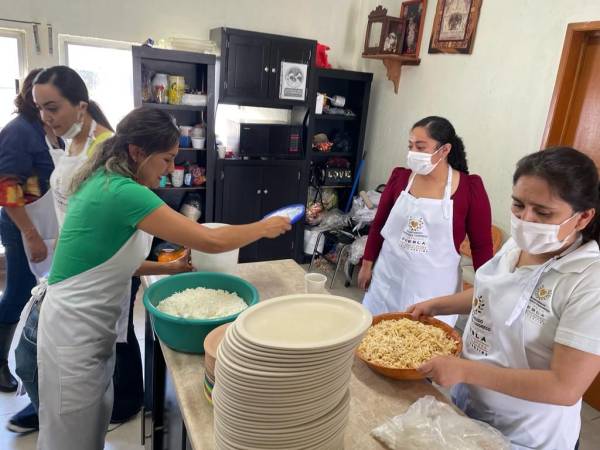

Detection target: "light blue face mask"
[59, 102, 85, 139]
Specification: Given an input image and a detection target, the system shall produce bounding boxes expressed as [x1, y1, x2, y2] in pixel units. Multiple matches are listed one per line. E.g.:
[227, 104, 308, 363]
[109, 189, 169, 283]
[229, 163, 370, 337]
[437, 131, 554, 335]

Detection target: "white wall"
[355, 0, 600, 233]
[0, 0, 362, 70]
[4, 0, 600, 232]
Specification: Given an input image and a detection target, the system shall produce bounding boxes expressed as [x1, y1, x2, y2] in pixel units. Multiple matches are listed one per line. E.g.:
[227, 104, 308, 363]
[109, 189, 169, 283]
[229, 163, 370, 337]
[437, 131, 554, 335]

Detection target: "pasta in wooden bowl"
[356, 312, 462, 380]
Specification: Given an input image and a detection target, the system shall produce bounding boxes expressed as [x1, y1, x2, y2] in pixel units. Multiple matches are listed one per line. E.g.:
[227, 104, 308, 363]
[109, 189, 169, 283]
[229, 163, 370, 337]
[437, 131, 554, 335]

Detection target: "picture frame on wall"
[363, 5, 388, 55]
[381, 18, 407, 55]
[429, 0, 483, 54]
[400, 0, 427, 56]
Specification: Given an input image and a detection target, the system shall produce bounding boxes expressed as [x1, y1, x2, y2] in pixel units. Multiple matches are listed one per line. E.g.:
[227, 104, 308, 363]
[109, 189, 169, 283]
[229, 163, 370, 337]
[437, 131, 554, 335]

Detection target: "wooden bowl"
[356, 312, 462, 380]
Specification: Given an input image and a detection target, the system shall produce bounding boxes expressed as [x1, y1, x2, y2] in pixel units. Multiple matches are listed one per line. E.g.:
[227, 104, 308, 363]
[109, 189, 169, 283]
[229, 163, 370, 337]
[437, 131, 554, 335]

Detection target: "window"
[0, 31, 24, 128]
[63, 37, 133, 129]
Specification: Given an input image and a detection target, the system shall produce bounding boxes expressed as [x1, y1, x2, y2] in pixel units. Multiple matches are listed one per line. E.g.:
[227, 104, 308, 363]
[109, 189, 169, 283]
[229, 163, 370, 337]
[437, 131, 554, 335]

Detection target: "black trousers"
[111, 277, 144, 421]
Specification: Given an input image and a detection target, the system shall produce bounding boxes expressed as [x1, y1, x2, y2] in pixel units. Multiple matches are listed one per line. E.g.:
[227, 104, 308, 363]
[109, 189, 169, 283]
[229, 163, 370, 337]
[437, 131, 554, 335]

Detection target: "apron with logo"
[363, 166, 461, 326]
[36, 229, 153, 450]
[453, 239, 581, 450]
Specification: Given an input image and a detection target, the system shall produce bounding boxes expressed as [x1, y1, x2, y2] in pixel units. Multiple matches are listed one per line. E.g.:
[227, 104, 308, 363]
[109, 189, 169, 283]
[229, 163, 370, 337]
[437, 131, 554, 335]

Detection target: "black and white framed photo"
[279, 62, 308, 101]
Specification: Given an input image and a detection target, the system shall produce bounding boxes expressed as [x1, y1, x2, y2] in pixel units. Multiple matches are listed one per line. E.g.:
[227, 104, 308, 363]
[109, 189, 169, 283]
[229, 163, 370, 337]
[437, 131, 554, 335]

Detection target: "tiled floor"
[1, 266, 600, 449]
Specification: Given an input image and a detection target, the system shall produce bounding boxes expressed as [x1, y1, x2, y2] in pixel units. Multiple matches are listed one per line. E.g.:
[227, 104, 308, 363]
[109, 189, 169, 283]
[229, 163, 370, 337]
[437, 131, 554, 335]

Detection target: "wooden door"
[219, 165, 262, 261]
[543, 22, 600, 410]
[224, 33, 270, 101]
[258, 165, 302, 260]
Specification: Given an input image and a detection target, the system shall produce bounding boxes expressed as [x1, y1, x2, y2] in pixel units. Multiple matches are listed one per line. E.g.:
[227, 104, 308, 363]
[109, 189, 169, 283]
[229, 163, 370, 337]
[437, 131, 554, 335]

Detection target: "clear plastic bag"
[371, 396, 510, 450]
[348, 235, 368, 265]
[318, 209, 350, 230]
[350, 190, 381, 227]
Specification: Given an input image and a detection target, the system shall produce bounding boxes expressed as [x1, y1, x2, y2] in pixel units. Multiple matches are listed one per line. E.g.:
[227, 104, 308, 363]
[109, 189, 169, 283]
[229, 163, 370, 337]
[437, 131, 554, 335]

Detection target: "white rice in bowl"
[157, 287, 248, 319]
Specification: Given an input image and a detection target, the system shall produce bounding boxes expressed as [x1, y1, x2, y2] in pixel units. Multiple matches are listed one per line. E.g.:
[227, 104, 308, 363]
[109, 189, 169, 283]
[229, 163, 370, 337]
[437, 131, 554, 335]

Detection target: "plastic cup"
[305, 273, 327, 294]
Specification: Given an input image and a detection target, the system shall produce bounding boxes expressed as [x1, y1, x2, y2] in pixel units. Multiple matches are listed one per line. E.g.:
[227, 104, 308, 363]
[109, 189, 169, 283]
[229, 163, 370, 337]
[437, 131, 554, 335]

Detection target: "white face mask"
[407, 147, 443, 175]
[59, 103, 85, 139]
[510, 212, 579, 255]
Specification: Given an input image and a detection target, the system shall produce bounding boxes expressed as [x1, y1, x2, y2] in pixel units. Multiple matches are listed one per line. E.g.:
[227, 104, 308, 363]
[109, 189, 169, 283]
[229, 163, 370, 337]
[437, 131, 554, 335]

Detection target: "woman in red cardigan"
[359, 116, 493, 326]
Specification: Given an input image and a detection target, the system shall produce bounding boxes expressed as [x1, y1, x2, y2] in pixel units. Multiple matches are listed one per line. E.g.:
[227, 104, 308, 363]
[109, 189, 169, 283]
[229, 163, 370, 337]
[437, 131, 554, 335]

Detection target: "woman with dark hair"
[0, 68, 59, 393]
[33, 65, 113, 226]
[359, 116, 493, 325]
[409, 147, 600, 450]
[36, 107, 290, 449]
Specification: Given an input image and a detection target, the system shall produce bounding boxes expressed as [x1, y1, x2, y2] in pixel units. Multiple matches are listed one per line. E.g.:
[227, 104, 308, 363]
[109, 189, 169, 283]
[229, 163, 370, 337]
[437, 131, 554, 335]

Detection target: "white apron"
[20, 141, 63, 279]
[363, 167, 461, 326]
[49, 123, 130, 342]
[452, 239, 582, 450]
[37, 229, 153, 450]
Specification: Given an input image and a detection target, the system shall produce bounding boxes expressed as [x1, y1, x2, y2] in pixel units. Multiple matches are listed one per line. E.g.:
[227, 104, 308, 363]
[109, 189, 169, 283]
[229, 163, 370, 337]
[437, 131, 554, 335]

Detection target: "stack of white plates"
[213, 294, 372, 450]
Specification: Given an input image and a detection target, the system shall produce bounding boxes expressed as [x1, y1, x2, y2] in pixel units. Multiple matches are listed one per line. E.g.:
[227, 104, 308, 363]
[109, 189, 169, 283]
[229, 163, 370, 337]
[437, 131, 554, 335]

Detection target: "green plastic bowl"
[143, 272, 259, 354]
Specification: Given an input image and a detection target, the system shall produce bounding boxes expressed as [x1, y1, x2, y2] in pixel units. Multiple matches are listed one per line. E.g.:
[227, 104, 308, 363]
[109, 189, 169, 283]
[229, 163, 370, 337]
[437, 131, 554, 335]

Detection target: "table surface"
[143, 259, 454, 450]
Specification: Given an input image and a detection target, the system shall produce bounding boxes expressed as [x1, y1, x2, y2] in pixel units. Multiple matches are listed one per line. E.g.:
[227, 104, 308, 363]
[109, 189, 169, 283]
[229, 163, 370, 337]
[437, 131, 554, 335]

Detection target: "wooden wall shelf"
[362, 54, 421, 93]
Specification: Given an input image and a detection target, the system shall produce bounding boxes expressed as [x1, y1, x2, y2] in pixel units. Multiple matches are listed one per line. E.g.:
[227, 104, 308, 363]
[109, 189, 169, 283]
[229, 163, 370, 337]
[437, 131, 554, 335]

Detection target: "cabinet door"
[259, 165, 302, 261]
[268, 39, 312, 102]
[220, 165, 262, 261]
[224, 33, 271, 100]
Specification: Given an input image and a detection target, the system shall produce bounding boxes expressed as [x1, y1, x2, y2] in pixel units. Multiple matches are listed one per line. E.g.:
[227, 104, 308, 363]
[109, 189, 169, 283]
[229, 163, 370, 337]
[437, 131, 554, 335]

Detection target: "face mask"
[510, 212, 579, 254]
[407, 147, 443, 175]
[59, 103, 85, 139]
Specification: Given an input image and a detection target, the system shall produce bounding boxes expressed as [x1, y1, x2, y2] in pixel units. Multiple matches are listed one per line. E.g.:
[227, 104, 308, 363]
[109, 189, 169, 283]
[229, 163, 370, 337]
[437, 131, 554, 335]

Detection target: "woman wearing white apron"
[0, 69, 59, 394]
[409, 147, 600, 449]
[36, 107, 291, 449]
[359, 116, 493, 326]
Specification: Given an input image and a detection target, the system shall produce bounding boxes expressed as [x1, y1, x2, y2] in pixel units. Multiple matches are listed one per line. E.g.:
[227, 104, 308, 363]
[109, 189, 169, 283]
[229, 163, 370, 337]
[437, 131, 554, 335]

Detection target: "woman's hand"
[358, 262, 373, 290]
[165, 250, 193, 274]
[417, 355, 467, 387]
[261, 216, 292, 238]
[24, 230, 48, 263]
[406, 298, 440, 319]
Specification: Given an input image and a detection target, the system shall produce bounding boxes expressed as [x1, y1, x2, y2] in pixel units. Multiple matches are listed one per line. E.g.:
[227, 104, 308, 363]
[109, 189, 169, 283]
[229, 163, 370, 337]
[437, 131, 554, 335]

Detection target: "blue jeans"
[15, 298, 41, 410]
[0, 211, 37, 325]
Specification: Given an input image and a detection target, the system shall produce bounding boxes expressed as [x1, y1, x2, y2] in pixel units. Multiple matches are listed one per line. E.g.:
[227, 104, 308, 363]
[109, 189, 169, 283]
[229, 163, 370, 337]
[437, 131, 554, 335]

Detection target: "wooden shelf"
[154, 186, 206, 191]
[142, 102, 207, 112]
[314, 114, 357, 121]
[319, 185, 353, 189]
[178, 147, 207, 151]
[311, 151, 355, 159]
[362, 53, 421, 94]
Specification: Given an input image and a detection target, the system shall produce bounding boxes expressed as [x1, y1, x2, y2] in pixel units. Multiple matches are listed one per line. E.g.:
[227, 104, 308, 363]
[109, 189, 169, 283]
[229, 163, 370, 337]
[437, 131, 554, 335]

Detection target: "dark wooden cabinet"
[210, 28, 316, 107]
[216, 161, 303, 262]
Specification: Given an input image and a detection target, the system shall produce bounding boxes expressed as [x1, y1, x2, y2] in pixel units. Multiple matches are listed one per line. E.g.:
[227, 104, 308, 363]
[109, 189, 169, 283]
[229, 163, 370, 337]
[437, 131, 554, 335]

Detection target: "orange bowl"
[203, 323, 230, 378]
[356, 312, 463, 380]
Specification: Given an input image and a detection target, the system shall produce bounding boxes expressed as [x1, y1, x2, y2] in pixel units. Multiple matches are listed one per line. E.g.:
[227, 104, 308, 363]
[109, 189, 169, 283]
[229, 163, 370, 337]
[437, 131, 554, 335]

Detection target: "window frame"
[0, 27, 27, 91]
[59, 34, 135, 65]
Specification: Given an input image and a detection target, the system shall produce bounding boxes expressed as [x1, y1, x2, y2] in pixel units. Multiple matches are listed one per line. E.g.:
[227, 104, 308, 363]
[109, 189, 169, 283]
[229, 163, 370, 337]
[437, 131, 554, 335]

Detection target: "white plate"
[235, 295, 371, 350]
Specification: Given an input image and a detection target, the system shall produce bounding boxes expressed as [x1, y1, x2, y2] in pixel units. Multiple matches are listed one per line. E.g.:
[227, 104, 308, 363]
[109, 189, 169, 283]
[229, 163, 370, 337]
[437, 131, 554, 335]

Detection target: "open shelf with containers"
[132, 46, 216, 221]
[297, 68, 372, 262]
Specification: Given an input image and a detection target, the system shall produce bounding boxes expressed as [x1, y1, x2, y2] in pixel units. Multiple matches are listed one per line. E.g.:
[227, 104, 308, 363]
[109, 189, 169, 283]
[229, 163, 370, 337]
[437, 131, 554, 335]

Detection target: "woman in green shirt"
[36, 107, 291, 450]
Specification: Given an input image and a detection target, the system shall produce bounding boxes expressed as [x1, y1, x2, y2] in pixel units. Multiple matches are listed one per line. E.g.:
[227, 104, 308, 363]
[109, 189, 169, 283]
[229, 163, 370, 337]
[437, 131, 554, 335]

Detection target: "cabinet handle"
[264, 66, 269, 72]
[263, 189, 269, 195]
[257, 189, 262, 195]
[271, 68, 276, 73]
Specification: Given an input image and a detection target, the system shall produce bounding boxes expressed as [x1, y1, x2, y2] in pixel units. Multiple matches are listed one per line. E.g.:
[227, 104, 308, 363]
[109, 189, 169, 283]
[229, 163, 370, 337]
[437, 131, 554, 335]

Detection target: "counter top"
[142, 259, 453, 450]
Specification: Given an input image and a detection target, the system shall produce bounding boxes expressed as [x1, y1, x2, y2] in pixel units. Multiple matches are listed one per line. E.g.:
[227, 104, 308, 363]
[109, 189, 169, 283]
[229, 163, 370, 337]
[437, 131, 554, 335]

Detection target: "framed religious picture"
[363, 5, 388, 55]
[400, 0, 427, 56]
[381, 18, 407, 55]
[429, 0, 483, 54]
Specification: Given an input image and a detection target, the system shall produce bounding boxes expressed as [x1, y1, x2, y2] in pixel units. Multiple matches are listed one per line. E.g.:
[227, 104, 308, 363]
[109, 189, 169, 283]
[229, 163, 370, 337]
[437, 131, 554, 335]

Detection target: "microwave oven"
[239, 124, 303, 158]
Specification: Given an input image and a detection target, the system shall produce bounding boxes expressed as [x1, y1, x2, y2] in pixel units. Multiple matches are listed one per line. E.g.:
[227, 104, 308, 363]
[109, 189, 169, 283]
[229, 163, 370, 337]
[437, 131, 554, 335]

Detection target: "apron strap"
[442, 166, 453, 220]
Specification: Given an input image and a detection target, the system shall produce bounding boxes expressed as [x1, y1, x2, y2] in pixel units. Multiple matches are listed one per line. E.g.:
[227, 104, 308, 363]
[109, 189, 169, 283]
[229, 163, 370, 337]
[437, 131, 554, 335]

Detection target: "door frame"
[541, 21, 600, 148]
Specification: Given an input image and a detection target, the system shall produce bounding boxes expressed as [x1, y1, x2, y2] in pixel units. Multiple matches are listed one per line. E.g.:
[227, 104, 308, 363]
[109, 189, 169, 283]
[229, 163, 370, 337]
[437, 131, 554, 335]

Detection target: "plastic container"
[143, 272, 259, 353]
[191, 223, 239, 274]
[191, 137, 205, 149]
[172, 166, 185, 187]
